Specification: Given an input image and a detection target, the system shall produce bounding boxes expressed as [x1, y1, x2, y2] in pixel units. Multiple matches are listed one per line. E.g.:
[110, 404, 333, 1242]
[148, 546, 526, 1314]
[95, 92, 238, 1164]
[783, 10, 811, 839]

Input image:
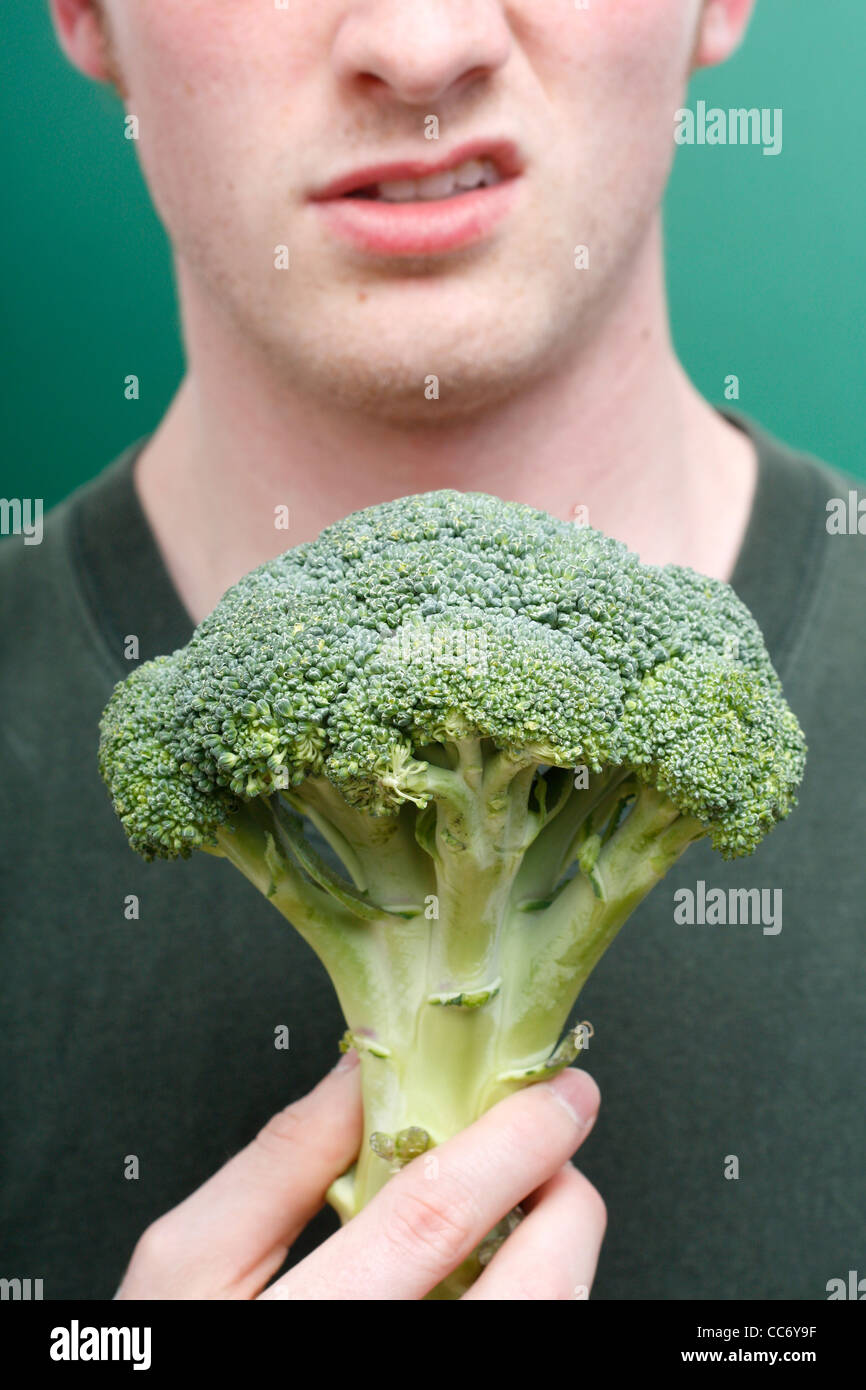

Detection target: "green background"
[3, 0, 864, 508]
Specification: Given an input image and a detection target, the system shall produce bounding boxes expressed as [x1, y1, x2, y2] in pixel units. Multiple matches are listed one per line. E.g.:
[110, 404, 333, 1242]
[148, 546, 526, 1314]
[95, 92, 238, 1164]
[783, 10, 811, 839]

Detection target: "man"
[1, 0, 862, 1298]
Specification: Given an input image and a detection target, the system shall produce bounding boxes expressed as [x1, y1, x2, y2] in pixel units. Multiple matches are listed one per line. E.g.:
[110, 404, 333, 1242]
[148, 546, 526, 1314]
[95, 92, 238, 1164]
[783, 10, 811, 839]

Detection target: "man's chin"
[310, 359, 548, 428]
[273, 322, 569, 429]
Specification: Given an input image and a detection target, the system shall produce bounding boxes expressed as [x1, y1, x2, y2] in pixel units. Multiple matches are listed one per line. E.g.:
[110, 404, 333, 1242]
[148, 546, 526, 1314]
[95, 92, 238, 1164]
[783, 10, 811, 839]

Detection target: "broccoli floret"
[98, 490, 805, 1291]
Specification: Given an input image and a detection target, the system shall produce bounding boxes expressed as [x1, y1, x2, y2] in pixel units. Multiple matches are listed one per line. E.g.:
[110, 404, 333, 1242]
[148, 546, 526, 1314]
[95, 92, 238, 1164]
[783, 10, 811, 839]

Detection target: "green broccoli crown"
[98, 489, 806, 861]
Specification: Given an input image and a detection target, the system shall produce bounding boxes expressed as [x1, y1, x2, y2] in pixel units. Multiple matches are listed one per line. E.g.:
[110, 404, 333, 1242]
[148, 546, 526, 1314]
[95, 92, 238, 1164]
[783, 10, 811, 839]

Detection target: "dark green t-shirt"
[1, 415, 864, 1300]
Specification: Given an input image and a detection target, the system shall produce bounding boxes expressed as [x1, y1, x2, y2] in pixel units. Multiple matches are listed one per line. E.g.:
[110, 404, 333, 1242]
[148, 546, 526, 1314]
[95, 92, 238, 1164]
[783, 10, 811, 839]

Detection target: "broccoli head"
[98, 489, 805, 1293]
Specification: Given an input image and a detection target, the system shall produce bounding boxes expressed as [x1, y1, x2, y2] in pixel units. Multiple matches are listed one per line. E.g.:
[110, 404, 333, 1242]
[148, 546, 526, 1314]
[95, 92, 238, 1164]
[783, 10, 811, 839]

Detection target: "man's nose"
[330, 0, 512, 107]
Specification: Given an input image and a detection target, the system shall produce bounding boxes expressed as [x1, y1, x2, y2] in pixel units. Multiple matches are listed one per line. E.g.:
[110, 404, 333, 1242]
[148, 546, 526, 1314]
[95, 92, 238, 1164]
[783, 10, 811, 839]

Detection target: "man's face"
[94, 0, 706, 423]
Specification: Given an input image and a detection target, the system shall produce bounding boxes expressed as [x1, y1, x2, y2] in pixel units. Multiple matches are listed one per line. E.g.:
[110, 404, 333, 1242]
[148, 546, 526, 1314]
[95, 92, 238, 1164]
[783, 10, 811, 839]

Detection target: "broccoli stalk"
[208, 763, 703, 1220]
[98, 489, 806, 1297]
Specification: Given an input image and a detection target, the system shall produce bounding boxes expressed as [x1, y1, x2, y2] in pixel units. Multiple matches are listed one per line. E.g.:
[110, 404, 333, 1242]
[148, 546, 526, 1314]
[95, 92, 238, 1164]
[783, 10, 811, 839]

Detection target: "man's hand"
[114, 1051, 605, 1301]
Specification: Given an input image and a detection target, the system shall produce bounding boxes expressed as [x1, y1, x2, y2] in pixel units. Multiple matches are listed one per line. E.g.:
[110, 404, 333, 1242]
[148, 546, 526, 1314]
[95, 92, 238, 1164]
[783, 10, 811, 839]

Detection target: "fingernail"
[333, 1047, 360, 1074]
[545, 1068, 599, 1127]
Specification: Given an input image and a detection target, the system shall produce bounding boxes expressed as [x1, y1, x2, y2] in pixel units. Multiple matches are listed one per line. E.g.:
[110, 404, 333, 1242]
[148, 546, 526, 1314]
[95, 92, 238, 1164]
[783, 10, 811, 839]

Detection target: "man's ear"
[48, 0, 119, 86]
[693, 0, 757, 69]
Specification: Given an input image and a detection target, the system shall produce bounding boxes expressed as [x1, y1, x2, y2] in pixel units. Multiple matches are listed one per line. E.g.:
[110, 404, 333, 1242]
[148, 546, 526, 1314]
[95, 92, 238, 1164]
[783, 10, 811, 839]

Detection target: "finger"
[117, 1050, 363, 1299]
[461, 1162, 607, 1300]
[262, 1067, 600, 1301]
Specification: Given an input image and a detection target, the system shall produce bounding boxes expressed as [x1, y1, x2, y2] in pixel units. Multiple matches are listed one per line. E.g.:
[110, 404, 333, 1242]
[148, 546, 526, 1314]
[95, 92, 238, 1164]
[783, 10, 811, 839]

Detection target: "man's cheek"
[596, 0, 700, 37]
[516, 0, 698, 126]
[118, 0, 286, 96]
[123, 90, 250, 263]
[545, 0, 698, 69]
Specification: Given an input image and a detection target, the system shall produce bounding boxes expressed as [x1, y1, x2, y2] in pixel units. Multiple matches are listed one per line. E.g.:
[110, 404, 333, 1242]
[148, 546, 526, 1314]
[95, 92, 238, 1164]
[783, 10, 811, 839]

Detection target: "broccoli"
[98, 490, 806, 1296]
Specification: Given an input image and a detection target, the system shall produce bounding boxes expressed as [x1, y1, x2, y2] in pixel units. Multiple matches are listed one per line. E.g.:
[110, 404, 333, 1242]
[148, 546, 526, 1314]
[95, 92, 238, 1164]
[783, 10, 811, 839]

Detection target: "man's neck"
[135, 221, 757, 624]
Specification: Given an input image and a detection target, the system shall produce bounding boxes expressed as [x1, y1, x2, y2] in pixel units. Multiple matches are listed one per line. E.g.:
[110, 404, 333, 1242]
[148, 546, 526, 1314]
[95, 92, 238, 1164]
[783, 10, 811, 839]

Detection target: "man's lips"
[309, 138, 524, 202]
[308, 138, 524, 257]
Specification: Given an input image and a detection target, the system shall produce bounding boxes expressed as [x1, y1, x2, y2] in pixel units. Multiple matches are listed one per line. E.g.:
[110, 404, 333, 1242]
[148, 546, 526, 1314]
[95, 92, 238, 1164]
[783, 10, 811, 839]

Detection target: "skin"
[50, 0, 756, 1298]
[115, 1051, 605, 1301]
[53, 0, 757, 622]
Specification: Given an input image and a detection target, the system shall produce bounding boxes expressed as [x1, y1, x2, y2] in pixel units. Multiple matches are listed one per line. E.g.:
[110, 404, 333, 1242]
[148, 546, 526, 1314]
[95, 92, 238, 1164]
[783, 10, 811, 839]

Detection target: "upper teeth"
[374, 158, 501, 202]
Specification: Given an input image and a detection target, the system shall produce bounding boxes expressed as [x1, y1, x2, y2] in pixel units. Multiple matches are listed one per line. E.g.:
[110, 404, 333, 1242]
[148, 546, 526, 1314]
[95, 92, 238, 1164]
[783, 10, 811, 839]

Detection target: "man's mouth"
[308, 139, 523, 258]
[310, 138, 522, 204]
[345, 158, 503, 204]
[309, 141, 525, 261]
